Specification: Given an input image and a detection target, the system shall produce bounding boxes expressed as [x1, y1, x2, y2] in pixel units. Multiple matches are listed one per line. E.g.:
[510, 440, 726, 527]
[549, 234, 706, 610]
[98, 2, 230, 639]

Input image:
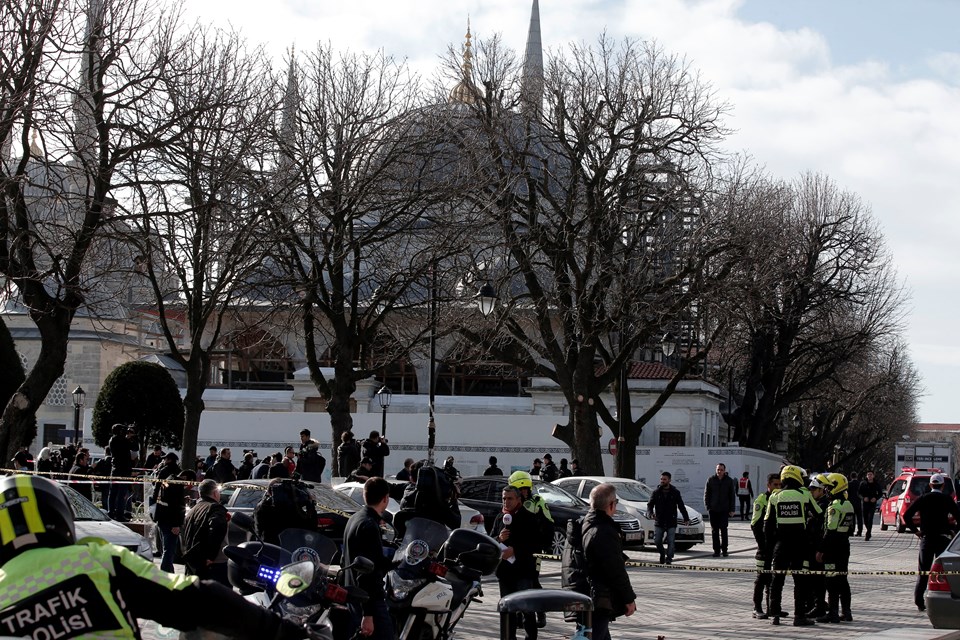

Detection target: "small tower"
[73, 0, 105, 167]
[520, 0, 543, 114]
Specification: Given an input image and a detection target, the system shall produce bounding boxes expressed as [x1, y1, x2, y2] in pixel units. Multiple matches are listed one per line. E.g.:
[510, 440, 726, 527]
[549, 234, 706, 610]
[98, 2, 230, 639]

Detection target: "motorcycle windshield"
[278, 528, 338, 577]
[393, 517, 450, 564]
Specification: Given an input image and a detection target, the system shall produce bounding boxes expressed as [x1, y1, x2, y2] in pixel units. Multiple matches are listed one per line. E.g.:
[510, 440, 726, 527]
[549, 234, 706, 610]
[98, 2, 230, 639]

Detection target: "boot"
[535, 612, 546, 629]
[816, 605, 840, 624]
[793, 617, 816, 627]
[840, 610, 853, 622]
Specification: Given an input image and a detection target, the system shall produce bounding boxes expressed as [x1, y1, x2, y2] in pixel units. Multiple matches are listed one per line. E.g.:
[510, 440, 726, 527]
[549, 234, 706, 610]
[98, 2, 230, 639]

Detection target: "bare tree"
[714, 172, 909, 452]
[451, 36, 730, 475]
[0, 0, 186, 461]
[265, 44, 474, 472]
[122, 26, 277, 470]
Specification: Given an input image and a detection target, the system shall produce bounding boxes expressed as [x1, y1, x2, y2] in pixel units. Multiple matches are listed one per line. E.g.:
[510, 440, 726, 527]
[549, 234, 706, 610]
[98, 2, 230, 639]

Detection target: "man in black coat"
[108, 424, 135, 521]
[209, 448, 238, 484]
[492, 485, 543, 640]
[343, 478, 394, 640]
[484, 456, 503, 476]
[903, 473, 960, 611]
[858, 470, 883, 541]
[704, 462, 737, 557]
[179, 479, 230, 585]
[646, 471, 690, 564]
[540, 454, 559, 482]
[337, 431, 362, 478]
[583, 483, 637, 640]
[361, 431, 390, 478]
[156, 469, 195, 573]
[296, 428, 326, 482]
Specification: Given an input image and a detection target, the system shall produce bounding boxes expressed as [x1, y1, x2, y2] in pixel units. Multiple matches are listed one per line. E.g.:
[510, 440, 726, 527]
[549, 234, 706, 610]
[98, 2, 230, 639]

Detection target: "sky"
[181, 0, 960, 424]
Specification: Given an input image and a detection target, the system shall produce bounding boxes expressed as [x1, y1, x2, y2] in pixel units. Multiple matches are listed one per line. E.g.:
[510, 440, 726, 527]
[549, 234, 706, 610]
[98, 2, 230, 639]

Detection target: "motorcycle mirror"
[350, 556, 375, 576]
[231, 511, 257, 535]
[276, 561, 315, 598]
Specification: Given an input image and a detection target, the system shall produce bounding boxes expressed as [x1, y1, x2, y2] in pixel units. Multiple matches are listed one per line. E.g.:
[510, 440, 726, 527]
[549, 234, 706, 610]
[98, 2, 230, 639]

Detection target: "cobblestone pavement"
[141, 520, 960, 640]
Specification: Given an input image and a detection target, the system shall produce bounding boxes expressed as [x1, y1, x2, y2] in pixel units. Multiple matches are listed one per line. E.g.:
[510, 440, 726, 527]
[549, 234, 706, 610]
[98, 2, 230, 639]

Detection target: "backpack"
[561, 515, 588, 594]
[257, 479, 318, 535]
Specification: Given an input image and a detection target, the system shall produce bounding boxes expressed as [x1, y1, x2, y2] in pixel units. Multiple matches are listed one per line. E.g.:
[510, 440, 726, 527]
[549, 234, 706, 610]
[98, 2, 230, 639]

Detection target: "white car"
[553, 476, 705, 551]
[58, 483, 154, 560]
[334, 481, 486, 533]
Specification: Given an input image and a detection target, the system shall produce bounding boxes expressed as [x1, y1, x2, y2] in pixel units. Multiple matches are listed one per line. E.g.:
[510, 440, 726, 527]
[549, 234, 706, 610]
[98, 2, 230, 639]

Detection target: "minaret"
[73, 0, 104, 166]
[280, 46, 299, 151]
[520, 0, 543, 113]
[448, 18, 478, 105]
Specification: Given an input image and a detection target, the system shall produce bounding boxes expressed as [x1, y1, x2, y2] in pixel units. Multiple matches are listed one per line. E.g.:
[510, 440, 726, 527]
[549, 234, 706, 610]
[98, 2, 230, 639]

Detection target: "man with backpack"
[296, 428, 326, 482]
[253, 477, 319, 545]
[397, 461, 460, 534]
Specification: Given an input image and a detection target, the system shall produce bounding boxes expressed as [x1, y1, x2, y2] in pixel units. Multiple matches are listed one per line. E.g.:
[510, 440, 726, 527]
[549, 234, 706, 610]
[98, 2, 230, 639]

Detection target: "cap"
[543, 453, 553, 460]
[931, 473, 945, 485]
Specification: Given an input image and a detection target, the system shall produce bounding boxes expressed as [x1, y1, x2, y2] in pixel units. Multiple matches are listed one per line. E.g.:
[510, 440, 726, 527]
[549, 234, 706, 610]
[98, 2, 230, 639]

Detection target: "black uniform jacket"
[343, 505, 392, 615]
[582, 509, 636, 618]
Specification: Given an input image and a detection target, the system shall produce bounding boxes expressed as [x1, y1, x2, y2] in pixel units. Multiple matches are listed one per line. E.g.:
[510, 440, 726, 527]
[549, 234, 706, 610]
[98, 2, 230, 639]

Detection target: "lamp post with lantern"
[71, 386, 86, 444]
[377, 385, 392, 437]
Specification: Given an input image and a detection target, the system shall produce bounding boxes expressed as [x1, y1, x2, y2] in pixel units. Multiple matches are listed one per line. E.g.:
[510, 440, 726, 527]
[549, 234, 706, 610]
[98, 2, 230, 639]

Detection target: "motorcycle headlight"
[388, 573, 427, 602]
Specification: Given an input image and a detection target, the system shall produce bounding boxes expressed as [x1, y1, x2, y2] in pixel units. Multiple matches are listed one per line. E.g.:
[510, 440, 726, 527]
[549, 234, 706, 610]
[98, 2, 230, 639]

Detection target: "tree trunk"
[180, 356, 210, 472]
[327, 374, 356, 476]
[571, 394, 603, 475]
[0, 310, 71, 463]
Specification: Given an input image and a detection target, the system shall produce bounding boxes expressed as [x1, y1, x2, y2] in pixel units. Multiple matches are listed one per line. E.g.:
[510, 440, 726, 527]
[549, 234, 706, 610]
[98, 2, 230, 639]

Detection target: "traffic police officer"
[0, 474, 306, 639]
[903, 473, 960, 611]
[815, 472, 855, 623]
[751, 472, 782, 619]
[803, 474, 833, 618]
[764, 465, 822, 626]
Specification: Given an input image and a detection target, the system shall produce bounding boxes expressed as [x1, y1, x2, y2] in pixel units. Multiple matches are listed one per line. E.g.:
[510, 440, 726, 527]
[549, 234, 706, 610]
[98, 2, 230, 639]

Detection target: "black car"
[218, 479, 394, 548]
[458, 476, 642, 555]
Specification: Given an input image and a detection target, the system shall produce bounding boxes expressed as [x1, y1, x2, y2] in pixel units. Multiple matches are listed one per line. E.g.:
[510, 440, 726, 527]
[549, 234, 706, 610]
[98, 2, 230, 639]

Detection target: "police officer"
[751, 472, 781, 619]
[803, 474, 834, 619]
[764, 465, 822, 626]
[815, 472, 855, 623]
[903, 473, 960, 611]
[0, 474, 306, 639]
[509, 471, 553, 628]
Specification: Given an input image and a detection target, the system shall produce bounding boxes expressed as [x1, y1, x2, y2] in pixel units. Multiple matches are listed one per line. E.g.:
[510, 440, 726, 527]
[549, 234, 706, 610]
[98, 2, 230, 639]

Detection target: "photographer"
[362, 430, 390, 478]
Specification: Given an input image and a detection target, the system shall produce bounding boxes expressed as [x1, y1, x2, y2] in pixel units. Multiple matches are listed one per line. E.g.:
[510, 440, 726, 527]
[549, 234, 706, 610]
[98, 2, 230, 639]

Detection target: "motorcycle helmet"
[827, 473, 848, 496]
[0, 474, 76, 565]
[780, 465, 803, 486]
[809, 473, 834, 491]
[508, 471, 533, 490]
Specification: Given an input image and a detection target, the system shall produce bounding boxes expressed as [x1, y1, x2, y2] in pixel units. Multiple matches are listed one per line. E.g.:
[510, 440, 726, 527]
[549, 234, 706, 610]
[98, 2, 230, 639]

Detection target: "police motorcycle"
[219, 511, 373, 639]
[386, 516, 501, 640]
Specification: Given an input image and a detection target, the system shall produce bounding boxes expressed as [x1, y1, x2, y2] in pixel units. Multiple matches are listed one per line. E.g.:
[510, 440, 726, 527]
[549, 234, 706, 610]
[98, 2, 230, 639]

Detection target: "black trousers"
[709, 510, 730, 553]
[739, 496, 751, 520]
[862, 501, 876, 534]
[753, 549, 772, 610]
[824, 539, 851, 615]
[915, 534, 951, 608]
[769, 538, 807, 617]
[852, 501, 863, 534]
[499, 577, 539, 640]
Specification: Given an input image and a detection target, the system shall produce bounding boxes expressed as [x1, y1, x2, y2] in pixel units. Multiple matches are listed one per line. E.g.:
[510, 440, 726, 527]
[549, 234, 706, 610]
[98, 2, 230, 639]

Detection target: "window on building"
[659, 431, 686, 447]
[42, 423, 67, 446]
[44, 376, 67, 406]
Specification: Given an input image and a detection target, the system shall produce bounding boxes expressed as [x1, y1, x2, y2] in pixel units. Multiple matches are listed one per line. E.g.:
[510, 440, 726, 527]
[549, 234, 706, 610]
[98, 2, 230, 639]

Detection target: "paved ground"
[141, 520, 959, 639]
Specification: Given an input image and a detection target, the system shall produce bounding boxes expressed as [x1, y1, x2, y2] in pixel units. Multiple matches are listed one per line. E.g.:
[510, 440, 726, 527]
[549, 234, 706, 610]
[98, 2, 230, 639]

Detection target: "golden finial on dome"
[449, 16, 478, 104]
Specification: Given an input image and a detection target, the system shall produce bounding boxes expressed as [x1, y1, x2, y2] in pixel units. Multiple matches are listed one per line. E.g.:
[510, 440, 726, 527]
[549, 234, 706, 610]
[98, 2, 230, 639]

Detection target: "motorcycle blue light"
[257, 565, 282, 584]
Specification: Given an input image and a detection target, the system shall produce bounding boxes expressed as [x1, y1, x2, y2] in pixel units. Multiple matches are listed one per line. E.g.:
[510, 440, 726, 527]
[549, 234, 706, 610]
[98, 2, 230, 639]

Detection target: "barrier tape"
[534, 553, 959, 577]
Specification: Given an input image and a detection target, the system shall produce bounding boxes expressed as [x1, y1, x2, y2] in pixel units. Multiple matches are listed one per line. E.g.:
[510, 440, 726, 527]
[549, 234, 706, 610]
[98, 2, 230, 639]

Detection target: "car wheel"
[674, 543, 694, 552]
[551, 527, 566, 556]
[897, 520, 906, 534]
[880, 521, 888, 531]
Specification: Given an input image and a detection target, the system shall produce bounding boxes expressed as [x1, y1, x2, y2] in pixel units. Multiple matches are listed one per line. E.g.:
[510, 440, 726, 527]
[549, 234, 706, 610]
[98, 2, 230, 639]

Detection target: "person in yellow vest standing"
[815, 473, 856, 623]
[0, 474, 307, 639]
[738, 471, 755, 521]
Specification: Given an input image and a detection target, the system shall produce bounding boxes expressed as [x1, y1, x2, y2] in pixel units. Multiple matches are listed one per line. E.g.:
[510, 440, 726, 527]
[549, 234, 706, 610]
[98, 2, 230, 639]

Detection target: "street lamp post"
[377, 385, 392, 437]
[427, 265, 438, 466]
[71, 386, 86, 444]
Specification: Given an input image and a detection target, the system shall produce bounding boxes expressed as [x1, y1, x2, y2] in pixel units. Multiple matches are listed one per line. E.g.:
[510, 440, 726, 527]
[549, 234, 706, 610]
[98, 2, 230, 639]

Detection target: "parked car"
[334, 480, 487, 533]
[458, 476, 642, 555]
[56, 482, 154, 560]
[217, 479, 394, 548]
[553, 475, 705, 551]
[925, 530, 960, 627]
[881, 468, 957, 533]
